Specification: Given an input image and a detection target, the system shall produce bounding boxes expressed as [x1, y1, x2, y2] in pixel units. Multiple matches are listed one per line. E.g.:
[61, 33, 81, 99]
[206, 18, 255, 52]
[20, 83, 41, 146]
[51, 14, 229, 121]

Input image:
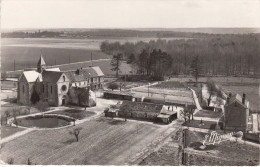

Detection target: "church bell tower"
[37, 55, 46, 73]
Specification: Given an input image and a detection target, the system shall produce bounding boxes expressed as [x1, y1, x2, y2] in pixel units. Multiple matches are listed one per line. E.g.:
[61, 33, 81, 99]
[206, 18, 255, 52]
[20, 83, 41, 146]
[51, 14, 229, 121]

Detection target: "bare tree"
[69, 127, 83, 142]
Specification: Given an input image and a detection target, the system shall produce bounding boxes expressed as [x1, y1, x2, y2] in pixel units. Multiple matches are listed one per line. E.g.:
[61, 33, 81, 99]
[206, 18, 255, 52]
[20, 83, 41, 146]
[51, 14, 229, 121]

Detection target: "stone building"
[17, 56, 104, 106]
[224, 93, 250, 132]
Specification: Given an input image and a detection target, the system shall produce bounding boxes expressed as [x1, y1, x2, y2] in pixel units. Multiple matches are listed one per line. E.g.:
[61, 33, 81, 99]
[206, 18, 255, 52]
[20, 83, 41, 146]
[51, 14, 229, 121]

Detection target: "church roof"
[22, 71, 41, 82]
[37, 56, 46, 66]
[42, 70, 63, 83]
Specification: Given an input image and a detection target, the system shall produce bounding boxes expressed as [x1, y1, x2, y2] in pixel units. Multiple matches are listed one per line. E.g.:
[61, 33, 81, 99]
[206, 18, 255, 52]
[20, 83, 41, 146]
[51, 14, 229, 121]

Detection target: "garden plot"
[131, 83, 194, 105]
[0, 117, 169, 165]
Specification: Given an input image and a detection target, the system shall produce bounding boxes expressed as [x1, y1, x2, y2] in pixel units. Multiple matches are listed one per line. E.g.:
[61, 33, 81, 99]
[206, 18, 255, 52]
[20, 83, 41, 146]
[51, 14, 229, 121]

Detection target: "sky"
[1, 0, 260, 29]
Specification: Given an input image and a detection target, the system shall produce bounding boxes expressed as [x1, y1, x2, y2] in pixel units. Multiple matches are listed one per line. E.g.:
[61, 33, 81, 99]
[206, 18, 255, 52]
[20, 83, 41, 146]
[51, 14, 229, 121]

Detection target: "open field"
[220, 83, 260, 112]
[0, 116, 168, 165]
[170, 77, 260, 112]
[1, 37, 185, 72]
[1, 46, 110, 72]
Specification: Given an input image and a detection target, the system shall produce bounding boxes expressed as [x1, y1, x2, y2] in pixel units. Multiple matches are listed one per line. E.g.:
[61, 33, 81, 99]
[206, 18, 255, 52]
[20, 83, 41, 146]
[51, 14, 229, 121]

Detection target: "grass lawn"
[185, 130, 260, 165]
[1, 126, 25, 138]
[183, 120, 218, 130]
[194, 110, 223, 119]
[0, 116, 167, 165]
[50, 109, 96, 120]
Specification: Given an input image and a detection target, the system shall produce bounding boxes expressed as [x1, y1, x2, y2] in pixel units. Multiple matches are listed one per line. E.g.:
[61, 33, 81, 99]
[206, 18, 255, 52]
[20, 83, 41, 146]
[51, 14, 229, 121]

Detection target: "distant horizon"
[3, 27, 260, 31]
[2, 0, 259, 29]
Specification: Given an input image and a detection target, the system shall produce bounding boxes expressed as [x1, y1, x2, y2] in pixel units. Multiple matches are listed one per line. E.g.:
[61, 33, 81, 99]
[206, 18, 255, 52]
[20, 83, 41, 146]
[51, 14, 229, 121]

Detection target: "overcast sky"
[1, 0, 260, 29]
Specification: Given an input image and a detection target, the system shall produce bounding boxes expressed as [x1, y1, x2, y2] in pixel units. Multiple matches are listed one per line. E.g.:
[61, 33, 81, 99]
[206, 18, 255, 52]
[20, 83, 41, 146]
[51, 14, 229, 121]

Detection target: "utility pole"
[91, 52, 93, 66]
[14, 59, 16, 71]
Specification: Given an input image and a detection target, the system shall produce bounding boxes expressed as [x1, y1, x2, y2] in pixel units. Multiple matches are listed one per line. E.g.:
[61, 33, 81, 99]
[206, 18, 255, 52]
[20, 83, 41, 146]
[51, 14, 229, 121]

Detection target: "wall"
[224, 102, 249, 132]
[17, 80, 30, 105]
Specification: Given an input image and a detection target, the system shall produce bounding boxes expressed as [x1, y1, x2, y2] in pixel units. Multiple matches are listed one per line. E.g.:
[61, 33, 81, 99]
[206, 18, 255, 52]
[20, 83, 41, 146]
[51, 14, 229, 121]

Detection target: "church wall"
[46, 83, 58, 106]
[18, 81, 30, 105]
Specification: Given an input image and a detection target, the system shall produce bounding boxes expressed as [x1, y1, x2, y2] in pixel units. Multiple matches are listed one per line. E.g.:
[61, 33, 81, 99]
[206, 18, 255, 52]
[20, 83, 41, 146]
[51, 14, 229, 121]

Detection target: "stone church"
[17, 56, 104, 107]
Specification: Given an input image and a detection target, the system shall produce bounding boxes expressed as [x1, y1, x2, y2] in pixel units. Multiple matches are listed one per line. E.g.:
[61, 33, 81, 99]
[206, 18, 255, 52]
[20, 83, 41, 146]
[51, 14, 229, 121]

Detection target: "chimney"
[76, 69, 82, 75]
[242, 93, 246, 104]
[226, 93, 232, 104]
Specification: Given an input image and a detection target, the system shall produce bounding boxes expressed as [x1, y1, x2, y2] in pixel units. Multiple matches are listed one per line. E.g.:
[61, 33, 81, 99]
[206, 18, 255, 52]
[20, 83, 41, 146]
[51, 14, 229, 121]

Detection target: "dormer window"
[63, 76, 65, 82]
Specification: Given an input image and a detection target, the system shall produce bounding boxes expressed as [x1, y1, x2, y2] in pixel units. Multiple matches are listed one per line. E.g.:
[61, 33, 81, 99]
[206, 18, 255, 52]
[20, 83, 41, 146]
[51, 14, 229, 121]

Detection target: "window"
[98, 77, 100, 83]
[61, 85, 67, 91]
[51, 85, 53, 94]
[91, 78, 93, 83]
[63, 76, 65, 82]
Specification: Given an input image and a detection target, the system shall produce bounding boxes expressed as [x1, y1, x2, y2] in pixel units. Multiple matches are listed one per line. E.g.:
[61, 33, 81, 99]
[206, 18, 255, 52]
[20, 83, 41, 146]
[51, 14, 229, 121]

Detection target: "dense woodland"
[101, 34, 260, 78]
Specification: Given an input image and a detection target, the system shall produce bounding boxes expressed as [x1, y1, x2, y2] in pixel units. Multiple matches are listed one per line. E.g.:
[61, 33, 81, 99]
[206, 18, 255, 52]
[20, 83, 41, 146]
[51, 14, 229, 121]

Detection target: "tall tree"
[110, 53, 123, 78]
[190, 55, 202, 84]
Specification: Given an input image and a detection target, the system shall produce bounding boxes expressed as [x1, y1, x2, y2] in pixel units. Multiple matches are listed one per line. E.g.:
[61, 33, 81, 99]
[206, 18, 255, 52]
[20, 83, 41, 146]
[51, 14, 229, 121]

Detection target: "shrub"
[107, 82, 119, 91]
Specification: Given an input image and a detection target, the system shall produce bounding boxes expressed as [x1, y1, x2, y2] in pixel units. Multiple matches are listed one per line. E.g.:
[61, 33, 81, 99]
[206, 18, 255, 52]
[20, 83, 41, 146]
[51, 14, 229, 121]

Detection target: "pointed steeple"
[37, 55, 46, 73]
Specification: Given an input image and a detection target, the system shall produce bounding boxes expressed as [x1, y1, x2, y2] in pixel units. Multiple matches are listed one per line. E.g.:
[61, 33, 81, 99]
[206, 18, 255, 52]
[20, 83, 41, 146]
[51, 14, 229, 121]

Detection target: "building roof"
[42, 70, 63, 83]
[91, 66, 104, 76]
[22, 71, 41, 83]
[120, 101, 163, 113]
[104, 90, 134, 96]
[45, 67, 60, 72]
[37, 55, 46, 66]
[64, 66, 104, 82]
[228, 93, 249, 108]
[157, 114, 171, 119]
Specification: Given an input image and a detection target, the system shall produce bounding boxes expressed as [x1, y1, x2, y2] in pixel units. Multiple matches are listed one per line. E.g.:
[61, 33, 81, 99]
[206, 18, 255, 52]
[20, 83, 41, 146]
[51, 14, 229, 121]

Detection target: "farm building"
[118, 101, 163, 121]
[157, 106, 178, 124]
[103, 90, 134, 101]
[117, 101, 178, 123]
[224, 93, 250, 132]
[17, 56, 104, 106]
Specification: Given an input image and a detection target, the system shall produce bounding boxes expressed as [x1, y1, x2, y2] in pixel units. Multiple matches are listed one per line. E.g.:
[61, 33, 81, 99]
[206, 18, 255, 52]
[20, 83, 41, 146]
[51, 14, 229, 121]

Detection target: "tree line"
[101, 34, 260, 78]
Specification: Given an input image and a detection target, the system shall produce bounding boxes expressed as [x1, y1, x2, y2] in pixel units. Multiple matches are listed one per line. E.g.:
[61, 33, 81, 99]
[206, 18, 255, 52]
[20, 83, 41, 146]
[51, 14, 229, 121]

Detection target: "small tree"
[206, 79, 221, 106]
[107, 82, 119, 91]
[104, 108, 109, 117]
[27, 158, 32, 165]
[69, 127, 83, 142]
[1, 72, 8, 81]
[35, 101, 49, 116]
[180, 110, 189, 123]
[4, 110, 11, 125]
[7, 157, 14, 164]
